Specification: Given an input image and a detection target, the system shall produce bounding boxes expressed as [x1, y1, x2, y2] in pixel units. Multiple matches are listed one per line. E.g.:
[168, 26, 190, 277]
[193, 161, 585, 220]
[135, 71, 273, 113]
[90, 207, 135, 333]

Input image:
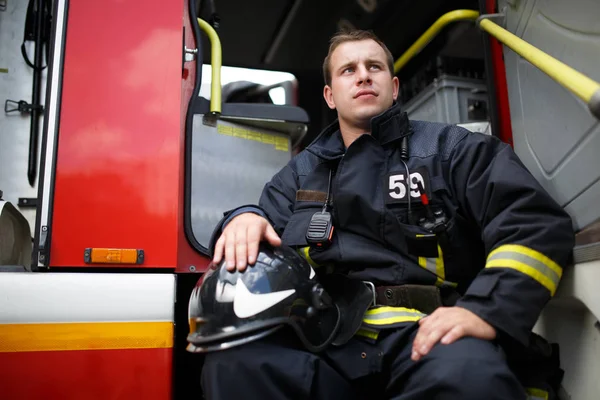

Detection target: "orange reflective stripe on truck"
[0, 321, 173, 353]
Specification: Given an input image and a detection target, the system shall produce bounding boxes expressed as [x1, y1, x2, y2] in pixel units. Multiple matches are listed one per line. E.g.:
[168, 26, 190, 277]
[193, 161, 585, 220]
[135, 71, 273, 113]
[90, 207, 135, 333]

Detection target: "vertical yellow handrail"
[393, 10, 480, 74]
[196, 18, 222, 115]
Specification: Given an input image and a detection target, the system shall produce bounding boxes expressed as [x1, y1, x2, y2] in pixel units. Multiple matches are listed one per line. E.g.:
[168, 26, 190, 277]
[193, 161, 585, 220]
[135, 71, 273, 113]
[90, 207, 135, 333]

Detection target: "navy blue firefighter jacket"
[210, 102, 575, 347]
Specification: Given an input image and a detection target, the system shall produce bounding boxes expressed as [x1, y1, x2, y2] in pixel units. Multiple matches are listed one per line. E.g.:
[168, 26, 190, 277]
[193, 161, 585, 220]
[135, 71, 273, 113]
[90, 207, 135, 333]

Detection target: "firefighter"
[200, 30, 574, 399]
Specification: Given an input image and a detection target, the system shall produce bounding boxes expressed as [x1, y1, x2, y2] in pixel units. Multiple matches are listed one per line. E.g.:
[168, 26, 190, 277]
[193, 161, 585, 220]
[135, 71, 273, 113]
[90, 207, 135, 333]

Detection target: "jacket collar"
[306, 102, 411, 160]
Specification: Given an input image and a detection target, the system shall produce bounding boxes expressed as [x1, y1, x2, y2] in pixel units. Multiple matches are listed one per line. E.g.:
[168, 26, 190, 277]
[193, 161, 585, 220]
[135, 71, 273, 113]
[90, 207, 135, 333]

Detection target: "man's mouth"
[354, 90, 377, 99]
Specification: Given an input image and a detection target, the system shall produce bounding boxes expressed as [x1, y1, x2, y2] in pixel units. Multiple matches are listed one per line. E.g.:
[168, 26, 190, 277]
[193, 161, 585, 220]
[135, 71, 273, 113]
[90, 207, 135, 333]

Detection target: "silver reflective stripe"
[418, 256, 456, 288]
[422, 257, 437, 275]
[365, 311, 425, 321]
[488, 251, 560, 288]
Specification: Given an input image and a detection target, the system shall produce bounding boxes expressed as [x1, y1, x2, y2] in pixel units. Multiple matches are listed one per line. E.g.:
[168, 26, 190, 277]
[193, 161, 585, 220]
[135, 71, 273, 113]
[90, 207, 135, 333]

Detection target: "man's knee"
[201, 336, 355, 400]
[401, 338, 526, 400]
[428, 358, 525, 400]
[201, 339, 313, 395]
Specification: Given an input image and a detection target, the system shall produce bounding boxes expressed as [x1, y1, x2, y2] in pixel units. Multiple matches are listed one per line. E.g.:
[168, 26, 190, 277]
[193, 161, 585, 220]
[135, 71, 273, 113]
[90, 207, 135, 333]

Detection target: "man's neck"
[339, 119, 370, 148]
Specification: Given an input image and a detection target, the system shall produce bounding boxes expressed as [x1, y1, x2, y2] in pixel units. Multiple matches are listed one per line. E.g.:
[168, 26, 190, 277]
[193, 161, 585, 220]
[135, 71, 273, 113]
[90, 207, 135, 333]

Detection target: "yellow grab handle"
[393, 10, 480, 74]
[197, 18, 222, 114]
[479, 18, 600, 119]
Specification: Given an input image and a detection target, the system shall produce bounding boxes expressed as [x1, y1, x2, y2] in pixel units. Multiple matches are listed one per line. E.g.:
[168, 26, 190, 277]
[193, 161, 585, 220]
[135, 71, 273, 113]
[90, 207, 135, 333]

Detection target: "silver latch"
[363, 281, 377, 306]
[476, 12, 506, 28]
[184, 46, 198, 62]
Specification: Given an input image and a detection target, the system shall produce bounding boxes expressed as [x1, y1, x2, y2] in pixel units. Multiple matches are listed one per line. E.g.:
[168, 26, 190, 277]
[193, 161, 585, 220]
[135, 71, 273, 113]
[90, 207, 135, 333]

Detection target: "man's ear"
[323, 85, 336, 110]
[392, 76, 400, 101]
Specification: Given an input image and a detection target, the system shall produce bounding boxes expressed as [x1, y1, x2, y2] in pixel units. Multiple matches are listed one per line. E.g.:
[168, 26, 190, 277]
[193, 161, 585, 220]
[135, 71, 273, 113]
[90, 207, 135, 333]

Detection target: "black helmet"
[186, 243, 342, 353]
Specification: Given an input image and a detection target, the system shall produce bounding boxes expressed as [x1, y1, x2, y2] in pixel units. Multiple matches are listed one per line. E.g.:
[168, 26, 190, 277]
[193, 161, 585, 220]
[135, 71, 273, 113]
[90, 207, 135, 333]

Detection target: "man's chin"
[355, 104, 389, 122]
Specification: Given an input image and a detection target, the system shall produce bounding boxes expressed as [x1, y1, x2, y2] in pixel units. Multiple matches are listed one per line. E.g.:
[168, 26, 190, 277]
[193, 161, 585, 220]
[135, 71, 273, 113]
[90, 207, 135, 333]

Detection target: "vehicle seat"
[0, 193, 32, 270]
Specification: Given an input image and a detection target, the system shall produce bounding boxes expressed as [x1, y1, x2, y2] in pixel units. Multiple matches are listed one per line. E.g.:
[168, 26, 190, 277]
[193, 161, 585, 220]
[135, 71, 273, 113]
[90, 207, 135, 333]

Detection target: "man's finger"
[412, 311, 438, 349]
[224, 233, 236, 271]
[421, 327, 450, 358]
[413, 318, 451, 361]
[412, 326, 428, 361]
[213, 236, 225, 264]
[235, 228, 248, 272]
[412, 319, 433, 361]
[412, 315, 434, 353]
[264, 224, 282, 246]
[441, 325, 466, 345]
[247, 225, 262, 265]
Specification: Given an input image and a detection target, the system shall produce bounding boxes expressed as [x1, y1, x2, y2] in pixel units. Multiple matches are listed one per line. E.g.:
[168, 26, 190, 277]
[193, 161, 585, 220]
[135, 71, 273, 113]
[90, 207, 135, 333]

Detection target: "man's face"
[323, 39, 399, 131]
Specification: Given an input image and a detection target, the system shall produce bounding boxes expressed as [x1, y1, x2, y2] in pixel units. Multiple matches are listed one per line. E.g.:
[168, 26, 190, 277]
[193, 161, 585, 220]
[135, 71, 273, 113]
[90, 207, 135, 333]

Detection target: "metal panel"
[0, 0, 46, 234]
[500, 0, 600, 230]
[0, 272, 175, 323]
[49, 0, 183, 267]
[0, 272, 175, 400]
[533, 259, 600, 400]
[1, 349, 173, 400]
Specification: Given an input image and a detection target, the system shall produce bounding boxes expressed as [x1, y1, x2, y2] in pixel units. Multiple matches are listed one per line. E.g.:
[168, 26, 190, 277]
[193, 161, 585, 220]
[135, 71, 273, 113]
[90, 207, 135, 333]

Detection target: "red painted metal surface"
[50, 0, 183, 268]
[486, 0, 514, 147]
[0, 348, 172, 399]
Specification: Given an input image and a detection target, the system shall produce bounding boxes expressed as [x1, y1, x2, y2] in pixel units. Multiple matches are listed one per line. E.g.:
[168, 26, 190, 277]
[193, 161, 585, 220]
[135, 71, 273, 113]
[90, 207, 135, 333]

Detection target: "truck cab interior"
[0, 0, 598, 398]
[184, 0, 600, 398]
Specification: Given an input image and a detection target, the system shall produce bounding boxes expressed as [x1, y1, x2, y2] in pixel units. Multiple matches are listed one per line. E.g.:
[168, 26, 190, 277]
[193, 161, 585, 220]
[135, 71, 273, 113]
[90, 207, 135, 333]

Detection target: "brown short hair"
[322, 30, 395, 86]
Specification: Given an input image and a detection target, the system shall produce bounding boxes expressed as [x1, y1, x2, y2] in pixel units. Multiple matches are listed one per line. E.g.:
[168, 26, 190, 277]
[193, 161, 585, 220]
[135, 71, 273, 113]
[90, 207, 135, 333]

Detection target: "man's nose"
[356, 65, 372, 84]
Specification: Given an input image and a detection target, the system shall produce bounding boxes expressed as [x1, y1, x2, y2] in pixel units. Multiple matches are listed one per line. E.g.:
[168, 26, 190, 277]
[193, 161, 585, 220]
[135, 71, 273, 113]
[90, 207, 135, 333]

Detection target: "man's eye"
[370, 65, 381, 70]
[343, 67, 354, 73]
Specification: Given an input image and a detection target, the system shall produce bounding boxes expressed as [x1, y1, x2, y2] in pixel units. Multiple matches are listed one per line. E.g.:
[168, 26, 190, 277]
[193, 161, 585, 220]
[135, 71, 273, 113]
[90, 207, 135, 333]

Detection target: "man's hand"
[213, 213, 282, 272]
[411, 306, 496, 361]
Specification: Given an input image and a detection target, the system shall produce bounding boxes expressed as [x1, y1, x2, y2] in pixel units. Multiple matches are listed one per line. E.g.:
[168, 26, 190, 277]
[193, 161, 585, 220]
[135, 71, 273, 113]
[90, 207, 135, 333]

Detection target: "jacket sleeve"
[449, 131, 575, 346]
[257, 164, 300, 236]
[207, 164, 300, 256]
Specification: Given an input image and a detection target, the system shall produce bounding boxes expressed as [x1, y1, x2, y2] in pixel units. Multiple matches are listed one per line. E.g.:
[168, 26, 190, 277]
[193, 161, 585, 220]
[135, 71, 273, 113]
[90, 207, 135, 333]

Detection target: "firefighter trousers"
[201, 322, 526, 399]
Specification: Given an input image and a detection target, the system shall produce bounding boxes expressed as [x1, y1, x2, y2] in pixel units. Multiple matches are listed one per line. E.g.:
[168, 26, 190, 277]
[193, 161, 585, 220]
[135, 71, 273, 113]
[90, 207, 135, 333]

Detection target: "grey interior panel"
[190, 116, 294, 249]
[500, 0, 600, 231]
[403, 75, 489, 125]
[222, 103, 309, 124]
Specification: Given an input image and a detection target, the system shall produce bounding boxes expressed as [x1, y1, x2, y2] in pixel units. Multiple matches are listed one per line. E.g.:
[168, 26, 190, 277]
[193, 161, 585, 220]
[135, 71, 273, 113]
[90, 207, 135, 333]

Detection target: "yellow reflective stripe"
[487, 245, 562, 295]
[417, 244, 443, 277]
[416, 241, 457, 288]
[526, 387, 549, 400]
[363, 306, 425, 325]
[487, 259, 557, 294]
[488, 245, 562, 277]
[355, 328, 379, 340]
[0, 321, 174, 353]
[365, 306, 424, 315]
[435, 247, 444, 279]
[298, 246, 319, 268]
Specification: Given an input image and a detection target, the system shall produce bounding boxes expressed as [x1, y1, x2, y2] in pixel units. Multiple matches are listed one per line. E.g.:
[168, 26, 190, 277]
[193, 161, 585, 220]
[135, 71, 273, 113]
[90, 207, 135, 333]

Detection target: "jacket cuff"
[207, 205, 268, 257]
[455, 270, 548, 347]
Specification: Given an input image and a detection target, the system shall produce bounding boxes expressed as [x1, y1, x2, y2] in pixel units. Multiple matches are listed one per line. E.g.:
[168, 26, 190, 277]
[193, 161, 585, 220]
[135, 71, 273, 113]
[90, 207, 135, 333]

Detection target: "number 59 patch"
[384, 166, 432, 204]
